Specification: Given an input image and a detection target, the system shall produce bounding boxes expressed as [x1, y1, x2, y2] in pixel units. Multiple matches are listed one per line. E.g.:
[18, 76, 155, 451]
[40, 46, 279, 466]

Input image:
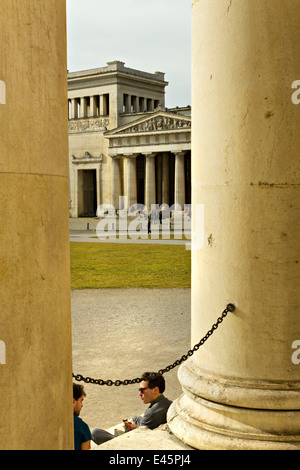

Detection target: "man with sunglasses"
[126, 371, 173, 431]
[91, 371, 172, 445]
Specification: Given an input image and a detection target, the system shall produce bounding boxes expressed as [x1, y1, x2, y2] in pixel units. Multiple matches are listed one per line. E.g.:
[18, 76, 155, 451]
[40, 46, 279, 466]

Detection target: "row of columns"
[123, 94, 161, 113]
[112, 152, 187, 211]
[69, 94, 109, 119]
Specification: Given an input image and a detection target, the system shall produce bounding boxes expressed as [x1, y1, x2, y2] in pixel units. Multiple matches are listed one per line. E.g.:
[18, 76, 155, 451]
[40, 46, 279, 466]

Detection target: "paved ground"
[69, 216, 192, 246]
[71, 288, 191, 431]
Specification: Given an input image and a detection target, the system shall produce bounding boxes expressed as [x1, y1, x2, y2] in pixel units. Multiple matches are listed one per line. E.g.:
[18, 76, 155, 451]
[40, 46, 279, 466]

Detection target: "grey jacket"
[132, 395, 173, 430]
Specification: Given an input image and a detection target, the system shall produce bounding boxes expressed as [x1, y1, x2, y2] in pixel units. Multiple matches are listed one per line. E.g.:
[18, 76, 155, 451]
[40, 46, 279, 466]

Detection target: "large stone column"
[174, 152, 186, 209]
[161, 153, 170, 209]
[168, 0, 300, 450]
[125, 155, 137, 209]
[0, 0, 73, 450]
[111, 157, 121, 210]
[145, 153, 156, 211]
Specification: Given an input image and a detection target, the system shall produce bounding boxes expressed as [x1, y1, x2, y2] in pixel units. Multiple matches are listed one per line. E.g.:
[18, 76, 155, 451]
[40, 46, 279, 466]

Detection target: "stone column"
[111, 157, 121, 210]
[100, 94, 108, 116]
[145, 154, 156, 211]
[125, 155, 137, 209]
[156, 154, 162, 206]
[161, 153, 169, 209]
[174, 152, 185, 210]
[79, 97, 86, 118]
[71, 98, 78, 119]
[89, 96, 96, 117]
[168, 0, 300, 450]
[0, 0, 73, 449]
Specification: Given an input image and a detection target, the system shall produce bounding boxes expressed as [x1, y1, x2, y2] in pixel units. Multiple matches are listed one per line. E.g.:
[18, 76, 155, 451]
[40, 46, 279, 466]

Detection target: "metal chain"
[72, 303, 235, 386]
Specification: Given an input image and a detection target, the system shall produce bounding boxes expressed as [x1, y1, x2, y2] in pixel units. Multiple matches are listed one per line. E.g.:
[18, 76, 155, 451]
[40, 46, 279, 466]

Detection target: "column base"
[168, 394, 300, 450]
[167, 362, 300, 450]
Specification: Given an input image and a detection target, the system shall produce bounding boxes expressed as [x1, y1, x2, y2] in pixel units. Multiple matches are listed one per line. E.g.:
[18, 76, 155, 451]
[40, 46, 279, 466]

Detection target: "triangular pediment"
[105, 110, 191, 137]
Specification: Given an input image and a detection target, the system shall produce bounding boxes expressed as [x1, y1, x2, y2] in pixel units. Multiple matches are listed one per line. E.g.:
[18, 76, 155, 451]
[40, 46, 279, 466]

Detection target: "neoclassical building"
[68, 61, 191, 217]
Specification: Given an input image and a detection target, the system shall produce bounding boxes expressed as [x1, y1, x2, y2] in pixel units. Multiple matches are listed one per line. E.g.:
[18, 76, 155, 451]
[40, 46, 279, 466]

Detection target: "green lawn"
[70, 242, 191, 289]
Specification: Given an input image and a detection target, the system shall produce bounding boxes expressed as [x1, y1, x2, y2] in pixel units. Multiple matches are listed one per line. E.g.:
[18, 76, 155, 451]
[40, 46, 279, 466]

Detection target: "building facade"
[68, 61, 191, 217]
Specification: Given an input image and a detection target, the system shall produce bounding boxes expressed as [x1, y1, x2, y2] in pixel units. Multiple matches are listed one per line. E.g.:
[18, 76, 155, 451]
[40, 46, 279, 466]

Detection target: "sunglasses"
[138, 387, 149, 393]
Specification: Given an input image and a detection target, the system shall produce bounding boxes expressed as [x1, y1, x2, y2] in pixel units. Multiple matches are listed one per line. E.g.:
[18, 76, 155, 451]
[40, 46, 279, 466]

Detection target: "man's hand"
[126, 421, 138, 431]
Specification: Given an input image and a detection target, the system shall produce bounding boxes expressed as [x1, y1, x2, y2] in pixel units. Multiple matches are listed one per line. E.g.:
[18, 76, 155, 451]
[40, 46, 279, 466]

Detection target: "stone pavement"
[69, 216, 192, 246]
[71, 288, 194, 450]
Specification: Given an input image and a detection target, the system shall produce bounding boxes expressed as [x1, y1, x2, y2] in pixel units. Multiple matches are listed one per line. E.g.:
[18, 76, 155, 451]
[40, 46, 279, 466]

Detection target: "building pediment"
[105, 110, 191, 138]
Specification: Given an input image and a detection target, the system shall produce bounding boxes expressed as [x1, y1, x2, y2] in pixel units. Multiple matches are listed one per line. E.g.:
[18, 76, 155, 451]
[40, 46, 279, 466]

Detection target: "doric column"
[145, 153, 156, 211]
[174, 152, 185, 210]
[111, 157, 121, 210]
[156, 154, 162, 206]
[89, 96, 96, 117]
[141, 97, 147, 112]
[0, 0, 73, 449]
[100, 95, 104, 115]
[161, 153, 169, 209]
[124, 94, 131, 113]
[71, 98, 78, 119]
[125, 155, 137, 209]
[168, 0, 300, 450]
[79, 97, 86, 118]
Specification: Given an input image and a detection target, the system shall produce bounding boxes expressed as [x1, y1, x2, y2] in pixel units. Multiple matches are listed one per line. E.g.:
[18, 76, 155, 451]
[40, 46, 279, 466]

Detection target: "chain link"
[72, 303, 235, 386]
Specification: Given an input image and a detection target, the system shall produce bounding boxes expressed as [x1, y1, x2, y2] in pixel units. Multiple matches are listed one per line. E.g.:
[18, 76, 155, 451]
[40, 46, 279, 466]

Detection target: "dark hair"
[141, 372, 165, 394]
[73, 383, 86, 400]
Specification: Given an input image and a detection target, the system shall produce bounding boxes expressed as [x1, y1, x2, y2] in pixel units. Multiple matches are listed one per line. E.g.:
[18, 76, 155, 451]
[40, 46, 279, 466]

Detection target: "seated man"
[91, 371, 172, 445]
[127, 371, 173, 431]
[73, 383, 92, 450]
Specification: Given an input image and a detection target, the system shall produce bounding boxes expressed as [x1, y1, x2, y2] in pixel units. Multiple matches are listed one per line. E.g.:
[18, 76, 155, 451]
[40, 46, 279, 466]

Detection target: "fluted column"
[174, 152, 185, 210]
[0, 0, 73, 450]
[161, 153, 169, 209]
[145, 153, 156, 211]
[71, 98, 78, 119]
[111, 157, 121, 210]
[89, 96, 96, 117]
[168, 0, 300, 450]
[125, 155, 137, 209]
[79, 97, 86, 118]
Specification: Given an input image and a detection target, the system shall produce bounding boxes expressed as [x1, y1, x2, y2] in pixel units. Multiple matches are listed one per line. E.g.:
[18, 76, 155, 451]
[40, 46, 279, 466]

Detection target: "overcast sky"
[66, 0, 191, 108]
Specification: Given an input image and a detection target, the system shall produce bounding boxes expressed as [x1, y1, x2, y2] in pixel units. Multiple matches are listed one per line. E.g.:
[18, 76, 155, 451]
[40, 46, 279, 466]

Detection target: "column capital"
[144, 152, 157, 158]
[173, 151, 186, 157]
[123, 153, 139, 159]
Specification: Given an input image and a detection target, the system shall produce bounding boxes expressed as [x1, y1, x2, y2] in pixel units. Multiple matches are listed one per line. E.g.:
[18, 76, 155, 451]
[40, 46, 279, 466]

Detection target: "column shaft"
[71, 98, 77, 119]
[0, 0, 73, 450]
[79, 97, 86, 118]
[162, 153, 169, 208]
[145, 154, 156, 211]
[168, 0, 300, 450]
[126, 156, 137, 209]
[174, 152, 185, 209]
[111, 157, 121, 209]
[89, 96, 96, 117]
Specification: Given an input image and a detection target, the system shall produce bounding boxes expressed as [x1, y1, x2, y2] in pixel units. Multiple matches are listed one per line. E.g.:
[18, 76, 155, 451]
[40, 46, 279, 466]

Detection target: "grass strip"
[70, 242, 191, 289]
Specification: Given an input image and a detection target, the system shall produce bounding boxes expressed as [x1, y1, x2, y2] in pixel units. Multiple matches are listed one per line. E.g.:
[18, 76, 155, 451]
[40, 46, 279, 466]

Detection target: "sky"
[66, 0, 191, 108]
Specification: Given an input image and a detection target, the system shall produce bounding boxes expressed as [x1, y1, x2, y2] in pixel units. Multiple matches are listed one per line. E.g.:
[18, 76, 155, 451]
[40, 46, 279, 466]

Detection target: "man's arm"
[81, 440, 91, 450]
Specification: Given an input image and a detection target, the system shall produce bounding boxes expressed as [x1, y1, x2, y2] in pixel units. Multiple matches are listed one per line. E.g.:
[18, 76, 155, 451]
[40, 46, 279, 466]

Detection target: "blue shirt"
[74, 414, 92, 450]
